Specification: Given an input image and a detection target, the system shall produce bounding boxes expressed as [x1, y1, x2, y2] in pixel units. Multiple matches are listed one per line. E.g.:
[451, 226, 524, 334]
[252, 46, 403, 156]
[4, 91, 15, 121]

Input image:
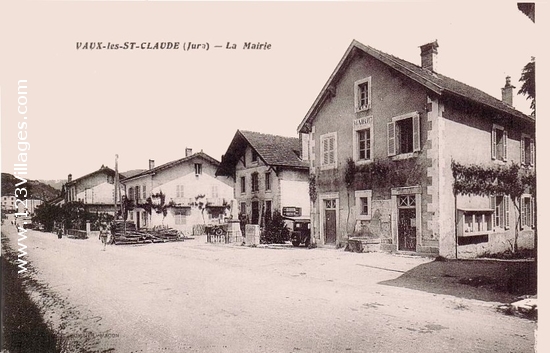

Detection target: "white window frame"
[354, 190, 372, 220]
[320, 132, 337, 170]
[521, 133, 535, 167]
[491, 124, 508, 162]
[142, 185, 147, 200]
[354, 77, 372, 112]
[387, 112, 420, 158]
[520, 194, 535, 229]
[352, 116, 373, 165]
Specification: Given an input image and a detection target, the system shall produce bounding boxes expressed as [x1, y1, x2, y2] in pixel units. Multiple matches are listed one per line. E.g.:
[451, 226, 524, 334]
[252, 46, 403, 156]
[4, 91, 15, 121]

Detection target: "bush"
[261, 210, 290, 244]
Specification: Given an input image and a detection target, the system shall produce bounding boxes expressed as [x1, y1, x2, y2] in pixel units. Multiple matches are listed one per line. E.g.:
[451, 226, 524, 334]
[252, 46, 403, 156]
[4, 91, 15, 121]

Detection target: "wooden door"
[398, 208, 416, 251]
[325, 209, 336, 244]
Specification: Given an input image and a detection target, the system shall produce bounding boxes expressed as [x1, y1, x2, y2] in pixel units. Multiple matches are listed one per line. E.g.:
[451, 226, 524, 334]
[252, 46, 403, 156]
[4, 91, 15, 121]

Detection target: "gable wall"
[310, 53, 431, 246]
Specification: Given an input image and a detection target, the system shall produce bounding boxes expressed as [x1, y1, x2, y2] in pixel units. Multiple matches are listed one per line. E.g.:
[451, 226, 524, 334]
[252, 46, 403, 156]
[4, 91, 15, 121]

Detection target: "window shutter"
[387, 122, 396, 156]
[503, 130, 508, 161]
[521, 197, 526, 229]
[504, 196, 510, 229]
[531, 197, 535, 229]
[530, 140, 535, 167]
[329, 136, 335, 164]
[412, 114, 420, 152]
[520, 138, 525, 165]
[491, 126, 497, 159]
[490, 196, 496, 229]
[323, 138, 329, 165]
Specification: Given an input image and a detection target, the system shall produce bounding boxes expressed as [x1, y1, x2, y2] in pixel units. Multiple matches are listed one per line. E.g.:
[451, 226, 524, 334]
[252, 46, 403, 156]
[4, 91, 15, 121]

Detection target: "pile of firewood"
[110, 221, 185, 245]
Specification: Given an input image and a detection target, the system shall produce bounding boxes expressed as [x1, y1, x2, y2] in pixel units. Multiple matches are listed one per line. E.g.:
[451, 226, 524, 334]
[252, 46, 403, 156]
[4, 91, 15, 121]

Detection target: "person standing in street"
[99, 223, 110, 251]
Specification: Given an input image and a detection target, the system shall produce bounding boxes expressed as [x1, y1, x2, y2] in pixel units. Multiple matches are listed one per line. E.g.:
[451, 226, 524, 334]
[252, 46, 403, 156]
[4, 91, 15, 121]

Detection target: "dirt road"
[3, 223, 536, 353]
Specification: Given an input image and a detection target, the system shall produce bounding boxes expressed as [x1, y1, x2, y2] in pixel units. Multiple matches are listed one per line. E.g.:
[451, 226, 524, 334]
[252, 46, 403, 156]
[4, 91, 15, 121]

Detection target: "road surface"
[3, 222, 536, 353]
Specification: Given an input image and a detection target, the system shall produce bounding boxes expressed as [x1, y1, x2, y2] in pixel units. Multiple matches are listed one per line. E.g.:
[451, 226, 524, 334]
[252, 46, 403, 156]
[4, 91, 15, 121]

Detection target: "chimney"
[149, 159, 155, 170]
[185, 148, 193, 157]
[68, 174, 72, 182]
[501, 76, 515, 107]
[420, 40, 439, 72]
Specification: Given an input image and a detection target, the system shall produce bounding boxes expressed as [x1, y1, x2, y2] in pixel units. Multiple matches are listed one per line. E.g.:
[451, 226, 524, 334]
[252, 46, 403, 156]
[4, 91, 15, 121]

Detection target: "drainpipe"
[454, 192, 458, 259]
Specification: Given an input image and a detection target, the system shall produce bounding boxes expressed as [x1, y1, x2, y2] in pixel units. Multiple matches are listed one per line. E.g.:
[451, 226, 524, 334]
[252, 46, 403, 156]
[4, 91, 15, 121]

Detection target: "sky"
[0, 1, 544, 181]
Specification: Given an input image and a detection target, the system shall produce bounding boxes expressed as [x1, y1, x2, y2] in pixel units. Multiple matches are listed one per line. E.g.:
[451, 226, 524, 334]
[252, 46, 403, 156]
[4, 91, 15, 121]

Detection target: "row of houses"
[1, 195, 43, 215]
[56, 39, 535, 258]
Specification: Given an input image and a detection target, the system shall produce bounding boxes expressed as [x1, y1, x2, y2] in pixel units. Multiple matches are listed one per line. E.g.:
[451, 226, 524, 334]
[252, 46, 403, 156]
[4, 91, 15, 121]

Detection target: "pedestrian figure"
[57, 227, 63, 239]
[99, 223, 110, 251]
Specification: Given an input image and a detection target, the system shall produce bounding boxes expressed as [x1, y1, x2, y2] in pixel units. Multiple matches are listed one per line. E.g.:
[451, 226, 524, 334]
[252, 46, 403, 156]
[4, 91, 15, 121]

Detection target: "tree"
[261, 210, 290, 244]
[451, 161, 535, 253]
[518, 57, 535, 117]
[344, 158, 357, 237]
[33, 203, 62, 232]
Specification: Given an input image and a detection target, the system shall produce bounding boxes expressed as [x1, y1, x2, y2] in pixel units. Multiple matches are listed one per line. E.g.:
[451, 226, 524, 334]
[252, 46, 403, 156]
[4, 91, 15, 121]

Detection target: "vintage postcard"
[0, 1, 544, 352]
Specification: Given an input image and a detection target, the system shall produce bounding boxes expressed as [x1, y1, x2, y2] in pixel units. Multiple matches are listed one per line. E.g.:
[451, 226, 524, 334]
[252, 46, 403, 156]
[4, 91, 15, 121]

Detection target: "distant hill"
[121, 169, 146, 179]
[1, 173, 61, 201]
[37, 179, 67, 191]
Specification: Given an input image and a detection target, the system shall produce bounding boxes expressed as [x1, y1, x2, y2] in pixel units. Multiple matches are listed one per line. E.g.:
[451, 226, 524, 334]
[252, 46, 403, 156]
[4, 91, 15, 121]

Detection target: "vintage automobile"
[283, 216, 311, 247]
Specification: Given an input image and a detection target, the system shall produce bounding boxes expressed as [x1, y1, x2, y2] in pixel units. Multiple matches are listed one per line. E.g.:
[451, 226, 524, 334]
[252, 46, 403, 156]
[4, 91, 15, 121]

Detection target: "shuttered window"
[521, 135, 535, 167]
[492, 125, 507, 162]
[388, 112, 420, 156]
[521, 195, 535, 229]
[321, 132, 337, 169]
[491, 195, 510, 229]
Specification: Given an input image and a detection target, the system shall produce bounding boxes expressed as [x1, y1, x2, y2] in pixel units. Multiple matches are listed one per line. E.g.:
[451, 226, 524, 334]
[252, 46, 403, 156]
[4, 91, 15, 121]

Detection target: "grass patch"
[1, 239, 60, 353]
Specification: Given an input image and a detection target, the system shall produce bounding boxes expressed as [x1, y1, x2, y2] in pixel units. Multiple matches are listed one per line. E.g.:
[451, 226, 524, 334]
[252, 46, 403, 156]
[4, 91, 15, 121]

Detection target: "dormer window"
[252, 150, 258, 163]
[354, 77, 372, 112]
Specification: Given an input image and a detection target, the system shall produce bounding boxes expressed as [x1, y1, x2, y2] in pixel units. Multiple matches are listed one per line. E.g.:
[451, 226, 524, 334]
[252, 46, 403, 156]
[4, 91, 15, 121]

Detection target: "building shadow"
[378, 258, 536, 303]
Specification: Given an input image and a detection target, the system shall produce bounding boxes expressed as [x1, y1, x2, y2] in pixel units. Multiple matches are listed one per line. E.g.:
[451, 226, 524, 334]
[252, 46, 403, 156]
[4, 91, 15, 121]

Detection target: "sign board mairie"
[353, 116, 373, 130]
[282, 207, 302, 217]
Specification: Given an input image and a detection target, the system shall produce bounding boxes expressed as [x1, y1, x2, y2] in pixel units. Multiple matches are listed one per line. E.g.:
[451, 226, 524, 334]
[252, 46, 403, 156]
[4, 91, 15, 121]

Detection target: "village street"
[3, 223, 536, 353]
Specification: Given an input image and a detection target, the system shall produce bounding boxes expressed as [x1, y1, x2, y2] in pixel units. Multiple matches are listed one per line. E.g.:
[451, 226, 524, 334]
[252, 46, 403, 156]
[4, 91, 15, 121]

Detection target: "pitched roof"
[216, 130, 308, 177]
[121, 152, 220, 182]
[298, 40, 534, 132]
[66, 165, 115, 186]
[120, 169, 146, 179]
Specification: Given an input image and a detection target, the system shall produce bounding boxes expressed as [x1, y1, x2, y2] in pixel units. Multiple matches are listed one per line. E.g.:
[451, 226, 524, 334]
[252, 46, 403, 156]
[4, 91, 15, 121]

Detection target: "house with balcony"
[297, 40, 535, 258]
[64, 165, 119, 215]
[216, 130, 310, 226]
[120, 149, 234, 235]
